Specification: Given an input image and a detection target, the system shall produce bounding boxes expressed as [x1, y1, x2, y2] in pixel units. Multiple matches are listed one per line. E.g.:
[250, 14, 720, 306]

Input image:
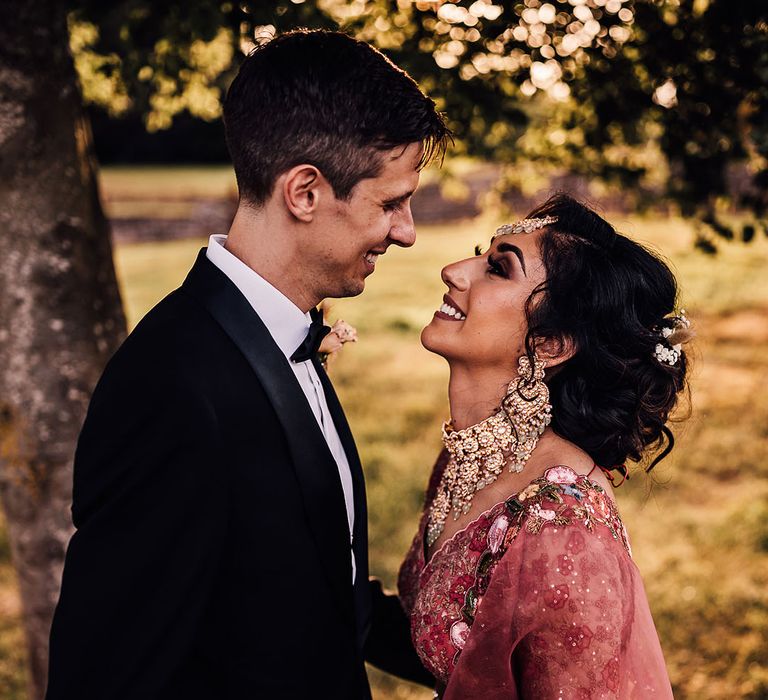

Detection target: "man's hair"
[223, 29, 451, 206]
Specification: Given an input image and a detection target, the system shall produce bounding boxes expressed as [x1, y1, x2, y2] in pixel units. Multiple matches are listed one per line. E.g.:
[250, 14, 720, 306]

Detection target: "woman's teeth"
[439, 303, 466, 320]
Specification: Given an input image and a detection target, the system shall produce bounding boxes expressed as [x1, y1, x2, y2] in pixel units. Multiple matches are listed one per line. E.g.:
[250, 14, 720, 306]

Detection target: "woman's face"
[421, 230, 548, 370]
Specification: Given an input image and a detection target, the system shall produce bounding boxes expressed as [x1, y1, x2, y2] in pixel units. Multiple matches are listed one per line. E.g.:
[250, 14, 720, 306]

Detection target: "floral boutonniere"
[318, 318, 358, 369]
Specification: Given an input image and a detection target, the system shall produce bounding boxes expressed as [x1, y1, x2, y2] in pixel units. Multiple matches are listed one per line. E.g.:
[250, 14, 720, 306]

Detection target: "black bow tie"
[291, 307, 331, 363]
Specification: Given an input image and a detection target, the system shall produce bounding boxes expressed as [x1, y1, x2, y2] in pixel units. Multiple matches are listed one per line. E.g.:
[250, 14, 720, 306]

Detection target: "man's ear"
[535, 335, 576, 369]
[281, 164, 323, 222]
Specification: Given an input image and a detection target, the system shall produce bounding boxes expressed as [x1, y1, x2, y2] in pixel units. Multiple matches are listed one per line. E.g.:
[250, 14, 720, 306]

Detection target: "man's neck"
[224, 204, 317, 313]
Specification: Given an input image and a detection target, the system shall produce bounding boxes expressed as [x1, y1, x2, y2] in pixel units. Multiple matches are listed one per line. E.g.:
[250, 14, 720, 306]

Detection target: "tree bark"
[0, 2, 126, 698]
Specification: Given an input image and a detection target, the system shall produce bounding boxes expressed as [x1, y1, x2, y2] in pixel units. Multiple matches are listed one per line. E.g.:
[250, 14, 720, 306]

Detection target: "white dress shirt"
[206, 235, 356, 581]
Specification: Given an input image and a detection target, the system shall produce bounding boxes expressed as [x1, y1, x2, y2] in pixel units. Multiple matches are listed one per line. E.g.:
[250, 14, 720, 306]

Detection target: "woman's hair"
[522, 194, 690, 472]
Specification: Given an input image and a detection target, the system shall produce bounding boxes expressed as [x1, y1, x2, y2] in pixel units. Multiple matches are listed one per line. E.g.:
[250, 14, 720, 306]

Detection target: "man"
[46, 30, 449, 699]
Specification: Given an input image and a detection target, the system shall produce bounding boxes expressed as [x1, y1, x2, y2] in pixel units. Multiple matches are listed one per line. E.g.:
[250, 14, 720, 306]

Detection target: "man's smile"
[363, 247, 387, 272]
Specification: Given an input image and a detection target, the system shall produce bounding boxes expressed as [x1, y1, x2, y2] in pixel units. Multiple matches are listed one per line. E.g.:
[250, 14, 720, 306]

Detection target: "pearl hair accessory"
[653, 310, 692, 366]
[493, 216, 559, 239]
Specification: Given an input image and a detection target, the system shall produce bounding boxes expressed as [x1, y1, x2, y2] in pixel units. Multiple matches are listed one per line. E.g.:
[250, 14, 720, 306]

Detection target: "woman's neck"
[447, 363, 515, 430]
[446, 361, 599, 480]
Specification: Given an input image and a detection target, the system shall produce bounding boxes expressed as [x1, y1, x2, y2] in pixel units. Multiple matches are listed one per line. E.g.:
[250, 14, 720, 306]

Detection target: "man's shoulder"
[132, 285, 209, 335]
[105, 287, 229, 384]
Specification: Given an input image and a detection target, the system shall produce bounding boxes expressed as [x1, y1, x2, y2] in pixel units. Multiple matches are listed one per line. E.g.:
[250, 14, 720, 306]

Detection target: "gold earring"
[502, 355, 552, 473]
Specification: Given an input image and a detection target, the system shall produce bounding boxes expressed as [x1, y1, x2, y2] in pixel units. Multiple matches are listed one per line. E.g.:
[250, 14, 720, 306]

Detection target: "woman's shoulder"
[443, 468, 669, 700]
[470, 466, 633, 589]
[460, 466, 633, 619]
[507, 465, 632, 555]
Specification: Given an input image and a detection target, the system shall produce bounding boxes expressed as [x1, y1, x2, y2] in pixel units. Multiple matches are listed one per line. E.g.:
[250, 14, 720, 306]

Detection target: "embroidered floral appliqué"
[398, 465, 632, 684]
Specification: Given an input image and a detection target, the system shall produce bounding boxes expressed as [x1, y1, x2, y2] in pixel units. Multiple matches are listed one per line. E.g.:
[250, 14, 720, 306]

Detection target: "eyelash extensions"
[475, 245, 506, 276]
[487, 257, 505, 276]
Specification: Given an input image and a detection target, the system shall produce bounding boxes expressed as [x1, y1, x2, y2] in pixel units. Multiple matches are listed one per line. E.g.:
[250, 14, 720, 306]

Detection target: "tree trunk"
[0, 2, 126, 698]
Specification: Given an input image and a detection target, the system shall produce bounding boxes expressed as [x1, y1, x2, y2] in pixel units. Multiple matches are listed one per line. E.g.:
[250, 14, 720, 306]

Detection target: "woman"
[397, 195, 690, 699]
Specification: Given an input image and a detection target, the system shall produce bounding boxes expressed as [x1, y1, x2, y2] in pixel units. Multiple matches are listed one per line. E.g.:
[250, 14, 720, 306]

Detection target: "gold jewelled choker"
[426, 356, 552, 547]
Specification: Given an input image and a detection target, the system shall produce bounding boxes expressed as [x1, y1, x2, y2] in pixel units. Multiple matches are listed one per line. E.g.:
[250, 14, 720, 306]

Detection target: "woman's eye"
[474, 244, 484, 256]
[487, 257, 505, 276]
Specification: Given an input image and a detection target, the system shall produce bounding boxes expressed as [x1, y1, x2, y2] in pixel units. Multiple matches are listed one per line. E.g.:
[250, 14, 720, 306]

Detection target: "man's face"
[306, 142, 422, 299]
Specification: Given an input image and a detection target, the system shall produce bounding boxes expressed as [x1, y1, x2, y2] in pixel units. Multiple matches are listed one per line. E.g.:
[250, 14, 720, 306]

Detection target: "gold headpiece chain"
[492, 215, 559, 240]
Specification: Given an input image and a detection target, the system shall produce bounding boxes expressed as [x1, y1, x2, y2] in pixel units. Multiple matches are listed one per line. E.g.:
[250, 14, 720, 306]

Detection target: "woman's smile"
[434, 294, 466, 321]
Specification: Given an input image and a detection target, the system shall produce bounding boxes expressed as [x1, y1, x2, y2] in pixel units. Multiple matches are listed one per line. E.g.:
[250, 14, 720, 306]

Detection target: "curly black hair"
[521, 194, 690, 473]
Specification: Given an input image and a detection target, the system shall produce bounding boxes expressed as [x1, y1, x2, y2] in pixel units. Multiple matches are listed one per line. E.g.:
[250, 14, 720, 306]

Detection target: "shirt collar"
[205, 234, 311, 361]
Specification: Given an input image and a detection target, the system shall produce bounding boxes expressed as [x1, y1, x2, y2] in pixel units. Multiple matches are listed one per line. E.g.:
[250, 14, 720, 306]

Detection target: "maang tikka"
[426, 355, 552, 547]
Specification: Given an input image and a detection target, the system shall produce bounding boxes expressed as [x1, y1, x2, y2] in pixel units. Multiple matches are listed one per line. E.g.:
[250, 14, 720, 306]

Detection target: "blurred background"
[1, 1, 766, 698]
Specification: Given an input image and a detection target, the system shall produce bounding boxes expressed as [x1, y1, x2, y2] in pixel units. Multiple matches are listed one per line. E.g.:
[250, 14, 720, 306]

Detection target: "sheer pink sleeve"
[443, 517, 673, 700]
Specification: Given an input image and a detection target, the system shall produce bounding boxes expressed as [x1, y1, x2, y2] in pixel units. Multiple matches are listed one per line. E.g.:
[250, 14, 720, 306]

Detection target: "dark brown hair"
[223, 29, 451, 206]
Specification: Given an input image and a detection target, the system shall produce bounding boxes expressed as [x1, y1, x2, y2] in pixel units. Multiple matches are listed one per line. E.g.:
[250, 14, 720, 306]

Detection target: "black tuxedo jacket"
[46, 251, 431, 699]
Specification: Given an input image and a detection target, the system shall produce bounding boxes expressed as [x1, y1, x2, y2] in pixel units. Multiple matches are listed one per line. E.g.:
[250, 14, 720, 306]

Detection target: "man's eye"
[383, 200, 403, 212]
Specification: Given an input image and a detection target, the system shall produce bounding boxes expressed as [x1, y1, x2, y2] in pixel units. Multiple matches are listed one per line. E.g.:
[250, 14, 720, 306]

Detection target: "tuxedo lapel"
[311, 356, 371, 649]
[181, 250, 354, 627]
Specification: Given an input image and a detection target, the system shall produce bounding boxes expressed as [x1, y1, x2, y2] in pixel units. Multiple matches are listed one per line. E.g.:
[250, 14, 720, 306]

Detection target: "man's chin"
[328, 280, 365, 299]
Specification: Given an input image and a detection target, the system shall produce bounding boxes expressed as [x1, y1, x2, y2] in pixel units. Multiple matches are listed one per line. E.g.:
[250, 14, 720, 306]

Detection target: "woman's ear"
[535, 335, 576, 369]
[281, 164, 322, 222]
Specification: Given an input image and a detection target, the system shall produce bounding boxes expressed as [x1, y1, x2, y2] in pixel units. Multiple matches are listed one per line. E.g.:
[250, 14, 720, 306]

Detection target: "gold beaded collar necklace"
[426, 356, 552, 548]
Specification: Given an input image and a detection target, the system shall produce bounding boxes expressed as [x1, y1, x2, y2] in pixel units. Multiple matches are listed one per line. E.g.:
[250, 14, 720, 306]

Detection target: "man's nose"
[388, 201, 416, 248]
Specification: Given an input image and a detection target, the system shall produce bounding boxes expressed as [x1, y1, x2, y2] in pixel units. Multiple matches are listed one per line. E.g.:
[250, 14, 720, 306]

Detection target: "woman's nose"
[441, 259, 470, 291]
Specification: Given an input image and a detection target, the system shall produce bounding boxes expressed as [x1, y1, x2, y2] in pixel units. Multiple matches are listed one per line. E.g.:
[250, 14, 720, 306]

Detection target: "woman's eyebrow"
[495, 241, 527, 276]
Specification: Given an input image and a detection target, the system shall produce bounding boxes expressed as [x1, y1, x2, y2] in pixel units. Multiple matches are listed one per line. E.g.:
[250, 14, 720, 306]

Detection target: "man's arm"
[365, 579, 435, 687]
[46, 372, 227, 700]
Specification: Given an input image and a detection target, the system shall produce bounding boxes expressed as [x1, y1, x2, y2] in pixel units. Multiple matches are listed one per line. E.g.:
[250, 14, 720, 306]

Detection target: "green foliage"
[570, 1, 768, 250]
[69, 1, 768, 245]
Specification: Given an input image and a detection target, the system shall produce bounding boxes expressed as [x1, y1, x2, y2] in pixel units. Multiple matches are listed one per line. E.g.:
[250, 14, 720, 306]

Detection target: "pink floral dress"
[398, 452, 674, 699]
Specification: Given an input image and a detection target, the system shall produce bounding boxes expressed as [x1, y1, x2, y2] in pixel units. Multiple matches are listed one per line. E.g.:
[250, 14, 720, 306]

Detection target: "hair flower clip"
[652, 310, 693, 366]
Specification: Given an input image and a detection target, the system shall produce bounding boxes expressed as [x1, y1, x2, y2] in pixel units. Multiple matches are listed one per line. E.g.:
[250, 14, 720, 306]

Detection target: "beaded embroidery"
[400, 465, 632, 684]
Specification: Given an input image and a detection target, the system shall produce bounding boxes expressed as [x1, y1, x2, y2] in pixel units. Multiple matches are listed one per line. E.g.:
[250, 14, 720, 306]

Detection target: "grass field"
[1, 201, 767, 698]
